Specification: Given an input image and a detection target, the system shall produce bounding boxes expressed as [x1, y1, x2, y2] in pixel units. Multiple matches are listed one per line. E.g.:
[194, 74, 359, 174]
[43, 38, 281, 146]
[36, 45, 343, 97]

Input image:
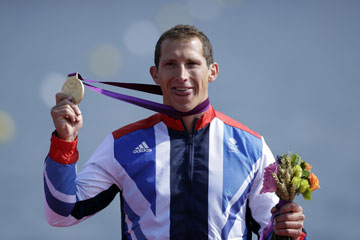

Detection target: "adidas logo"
[133, 141, 152, 153]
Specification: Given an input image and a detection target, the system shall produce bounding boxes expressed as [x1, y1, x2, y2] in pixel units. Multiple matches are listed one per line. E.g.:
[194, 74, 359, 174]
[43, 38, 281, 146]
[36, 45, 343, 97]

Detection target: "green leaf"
[300, 161, 306, 169]
[302, 170, 310, 178]
[291, 153, 301, 167]
[302, 188, 312, 200]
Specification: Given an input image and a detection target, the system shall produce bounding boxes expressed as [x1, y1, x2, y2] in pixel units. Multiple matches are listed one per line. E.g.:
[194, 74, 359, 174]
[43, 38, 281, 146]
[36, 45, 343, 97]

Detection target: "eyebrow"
[161, 57, 202, 63]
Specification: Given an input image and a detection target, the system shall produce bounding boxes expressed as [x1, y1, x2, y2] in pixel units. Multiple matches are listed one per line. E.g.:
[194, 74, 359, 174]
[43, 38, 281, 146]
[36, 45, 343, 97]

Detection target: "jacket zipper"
[182, 118, 198, 239]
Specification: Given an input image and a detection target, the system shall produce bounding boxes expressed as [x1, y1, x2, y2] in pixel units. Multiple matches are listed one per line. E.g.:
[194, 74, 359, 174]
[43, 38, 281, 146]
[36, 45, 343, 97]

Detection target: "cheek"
[157, 73, 171, 87]
[199, 74, 210, 88]
[200, 81, 209, 93]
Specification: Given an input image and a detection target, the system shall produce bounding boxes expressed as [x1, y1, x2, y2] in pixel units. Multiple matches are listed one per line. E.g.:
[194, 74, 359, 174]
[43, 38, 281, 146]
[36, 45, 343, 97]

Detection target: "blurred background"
[1, 0, 359, 239]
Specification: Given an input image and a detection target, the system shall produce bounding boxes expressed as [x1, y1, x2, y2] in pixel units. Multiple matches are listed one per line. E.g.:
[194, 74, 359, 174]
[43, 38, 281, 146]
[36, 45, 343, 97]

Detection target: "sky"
[1, 0, 359, 239]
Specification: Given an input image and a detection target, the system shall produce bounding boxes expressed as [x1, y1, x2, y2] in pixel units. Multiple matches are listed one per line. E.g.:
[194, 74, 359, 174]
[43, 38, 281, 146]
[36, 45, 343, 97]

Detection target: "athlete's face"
[150, 38, 218, 113]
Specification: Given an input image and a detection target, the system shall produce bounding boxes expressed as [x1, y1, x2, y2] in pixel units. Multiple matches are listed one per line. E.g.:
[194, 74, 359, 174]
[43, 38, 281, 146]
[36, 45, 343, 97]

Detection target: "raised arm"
[44, 93, 119, 227]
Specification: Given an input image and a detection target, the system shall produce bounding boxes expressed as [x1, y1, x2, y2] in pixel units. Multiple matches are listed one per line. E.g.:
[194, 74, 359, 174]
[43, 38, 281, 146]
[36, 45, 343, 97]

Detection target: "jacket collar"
[160, 105, 216, 132]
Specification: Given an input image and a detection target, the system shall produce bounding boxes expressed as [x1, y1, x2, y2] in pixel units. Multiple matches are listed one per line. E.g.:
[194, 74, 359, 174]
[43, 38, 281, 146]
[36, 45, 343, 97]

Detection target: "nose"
[175, 64, 188, 83]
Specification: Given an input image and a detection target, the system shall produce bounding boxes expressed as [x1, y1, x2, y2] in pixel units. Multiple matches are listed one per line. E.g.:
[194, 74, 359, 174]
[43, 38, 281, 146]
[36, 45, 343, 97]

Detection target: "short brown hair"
[154, 24, 214, 68]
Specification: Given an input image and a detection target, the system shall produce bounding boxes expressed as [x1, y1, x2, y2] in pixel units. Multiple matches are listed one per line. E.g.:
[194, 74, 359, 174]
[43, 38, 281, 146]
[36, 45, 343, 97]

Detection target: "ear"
[208, 62, 219, 83]
[150, 66, 159, 84]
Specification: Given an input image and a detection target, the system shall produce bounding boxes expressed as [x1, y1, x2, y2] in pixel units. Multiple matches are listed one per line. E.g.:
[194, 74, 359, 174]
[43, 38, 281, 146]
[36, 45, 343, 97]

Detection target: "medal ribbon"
[69, 73, 210, 117]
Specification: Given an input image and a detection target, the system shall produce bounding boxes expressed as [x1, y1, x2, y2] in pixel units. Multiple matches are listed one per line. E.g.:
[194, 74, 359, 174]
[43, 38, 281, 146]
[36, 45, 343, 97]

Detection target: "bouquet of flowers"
[260, 153, 320, 240]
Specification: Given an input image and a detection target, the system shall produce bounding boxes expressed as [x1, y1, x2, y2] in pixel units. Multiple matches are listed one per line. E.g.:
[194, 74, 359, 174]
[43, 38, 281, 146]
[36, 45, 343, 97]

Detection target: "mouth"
[172, 87, 193, 96]
[174, 87, 192, 92]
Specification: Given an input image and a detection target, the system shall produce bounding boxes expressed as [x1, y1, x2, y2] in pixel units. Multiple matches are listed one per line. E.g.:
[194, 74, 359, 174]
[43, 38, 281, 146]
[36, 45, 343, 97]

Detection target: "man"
[44, 25, 306, 239]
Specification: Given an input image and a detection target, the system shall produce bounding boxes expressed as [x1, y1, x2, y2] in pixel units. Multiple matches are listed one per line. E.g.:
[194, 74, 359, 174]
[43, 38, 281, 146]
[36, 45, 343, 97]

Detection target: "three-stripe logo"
[133, 141, 152, 153]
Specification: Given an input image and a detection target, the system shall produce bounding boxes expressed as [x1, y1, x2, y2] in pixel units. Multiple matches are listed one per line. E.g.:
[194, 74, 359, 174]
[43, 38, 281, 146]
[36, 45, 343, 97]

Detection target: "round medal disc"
[61, 73, 84, 104]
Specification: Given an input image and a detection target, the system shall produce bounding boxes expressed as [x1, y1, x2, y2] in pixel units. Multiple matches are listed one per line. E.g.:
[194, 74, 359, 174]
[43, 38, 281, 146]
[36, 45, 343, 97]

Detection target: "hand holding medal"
[51, 73, 84, 141]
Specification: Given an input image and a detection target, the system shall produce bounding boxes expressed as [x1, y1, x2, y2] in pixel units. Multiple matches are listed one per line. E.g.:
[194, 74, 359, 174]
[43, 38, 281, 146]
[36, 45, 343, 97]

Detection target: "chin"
[167, 97, 202, 113]
[173, 103, 196, 113]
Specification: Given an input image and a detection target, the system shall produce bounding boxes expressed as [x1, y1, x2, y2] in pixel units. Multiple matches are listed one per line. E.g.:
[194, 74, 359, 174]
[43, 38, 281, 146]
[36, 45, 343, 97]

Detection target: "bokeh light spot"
[124, 20, 159, 56]
[0, 110, 15, 144]
[40, 72, 66, 108]
[156, 3, 193, 31]
[89, 43, 123, 78]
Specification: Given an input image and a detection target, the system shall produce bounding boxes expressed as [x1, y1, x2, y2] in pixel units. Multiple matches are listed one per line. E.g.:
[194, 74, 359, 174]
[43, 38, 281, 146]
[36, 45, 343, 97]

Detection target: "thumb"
[279, 202, 302, 214]
[271, 206, 278, 214]
[56, 92, 73, 104]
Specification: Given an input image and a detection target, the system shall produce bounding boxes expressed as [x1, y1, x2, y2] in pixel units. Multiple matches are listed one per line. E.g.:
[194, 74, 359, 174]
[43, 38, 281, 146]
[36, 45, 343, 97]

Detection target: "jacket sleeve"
[246, 138, 307, 240]
[43, 132, 120, 227]
[246, 137, 279, 237]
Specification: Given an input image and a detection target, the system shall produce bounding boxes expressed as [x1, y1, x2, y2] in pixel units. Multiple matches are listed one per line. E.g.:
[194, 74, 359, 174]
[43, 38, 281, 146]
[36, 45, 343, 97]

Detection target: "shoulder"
[214, 110, 262, 140]
[112, 113, 162, 140]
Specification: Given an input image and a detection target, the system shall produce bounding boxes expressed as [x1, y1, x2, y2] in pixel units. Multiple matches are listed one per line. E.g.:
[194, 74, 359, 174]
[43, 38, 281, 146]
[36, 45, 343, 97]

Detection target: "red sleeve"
[48, 132, 79, 164]
[299, 231, 307, 240]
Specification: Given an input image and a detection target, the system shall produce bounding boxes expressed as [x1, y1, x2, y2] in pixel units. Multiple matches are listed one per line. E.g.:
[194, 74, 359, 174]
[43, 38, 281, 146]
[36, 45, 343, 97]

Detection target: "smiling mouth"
[173, 87, 192, 92]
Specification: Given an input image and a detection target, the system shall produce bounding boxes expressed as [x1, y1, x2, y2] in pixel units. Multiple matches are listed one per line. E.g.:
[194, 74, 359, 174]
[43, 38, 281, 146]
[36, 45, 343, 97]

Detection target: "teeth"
[175, 87, 189, 91]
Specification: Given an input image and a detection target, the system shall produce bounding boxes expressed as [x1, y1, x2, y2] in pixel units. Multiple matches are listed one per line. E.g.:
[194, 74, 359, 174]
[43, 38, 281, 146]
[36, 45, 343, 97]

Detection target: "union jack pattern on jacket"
[44, 106, 283, 239]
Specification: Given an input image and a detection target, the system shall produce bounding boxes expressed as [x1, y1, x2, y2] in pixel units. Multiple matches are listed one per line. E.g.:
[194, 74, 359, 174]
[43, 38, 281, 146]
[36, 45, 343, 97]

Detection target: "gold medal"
[61, 72, 84, 104]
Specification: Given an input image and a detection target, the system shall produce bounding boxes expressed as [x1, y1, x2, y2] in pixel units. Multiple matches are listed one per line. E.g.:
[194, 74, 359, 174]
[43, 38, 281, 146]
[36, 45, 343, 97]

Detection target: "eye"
[187, 61, 199, 68]
[163, 61, 175, 67]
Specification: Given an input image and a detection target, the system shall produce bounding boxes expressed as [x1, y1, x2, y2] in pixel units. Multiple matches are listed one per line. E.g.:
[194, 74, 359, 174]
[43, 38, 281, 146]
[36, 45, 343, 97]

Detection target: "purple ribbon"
[260, 200, 291, 240]
[69, 73, 210, 118]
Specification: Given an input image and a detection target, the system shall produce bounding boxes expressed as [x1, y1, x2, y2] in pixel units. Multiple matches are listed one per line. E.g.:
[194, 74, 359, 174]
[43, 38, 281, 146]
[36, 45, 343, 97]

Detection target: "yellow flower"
[309, 173, 320, 191]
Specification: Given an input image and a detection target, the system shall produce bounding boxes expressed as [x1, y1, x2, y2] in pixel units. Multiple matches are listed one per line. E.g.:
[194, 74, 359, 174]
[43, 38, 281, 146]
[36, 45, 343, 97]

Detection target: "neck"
[181, 112, 204, 134]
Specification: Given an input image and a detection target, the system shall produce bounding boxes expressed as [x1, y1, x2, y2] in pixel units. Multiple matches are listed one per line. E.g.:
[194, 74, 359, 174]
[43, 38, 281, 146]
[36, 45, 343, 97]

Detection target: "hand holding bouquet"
[260, 153, 320, 240]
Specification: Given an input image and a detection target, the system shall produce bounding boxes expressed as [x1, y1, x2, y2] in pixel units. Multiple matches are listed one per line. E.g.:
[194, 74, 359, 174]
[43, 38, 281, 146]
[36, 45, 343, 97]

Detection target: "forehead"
[159, 38, 205, 61]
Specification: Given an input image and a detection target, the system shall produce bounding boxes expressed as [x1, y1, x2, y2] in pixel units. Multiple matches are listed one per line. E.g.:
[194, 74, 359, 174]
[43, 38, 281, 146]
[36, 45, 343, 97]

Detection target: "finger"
[275, 211, 305, 223]
[72, 104, 82, 116]
[52, 104, 78, 123]
[274, 218, 304, 230]
[53, 95, 81, 117]
[274, 228, 303, 238]
[68, 104, 82, 122]
[279, 202, 302, 214]
[56, 92, 73, 104]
